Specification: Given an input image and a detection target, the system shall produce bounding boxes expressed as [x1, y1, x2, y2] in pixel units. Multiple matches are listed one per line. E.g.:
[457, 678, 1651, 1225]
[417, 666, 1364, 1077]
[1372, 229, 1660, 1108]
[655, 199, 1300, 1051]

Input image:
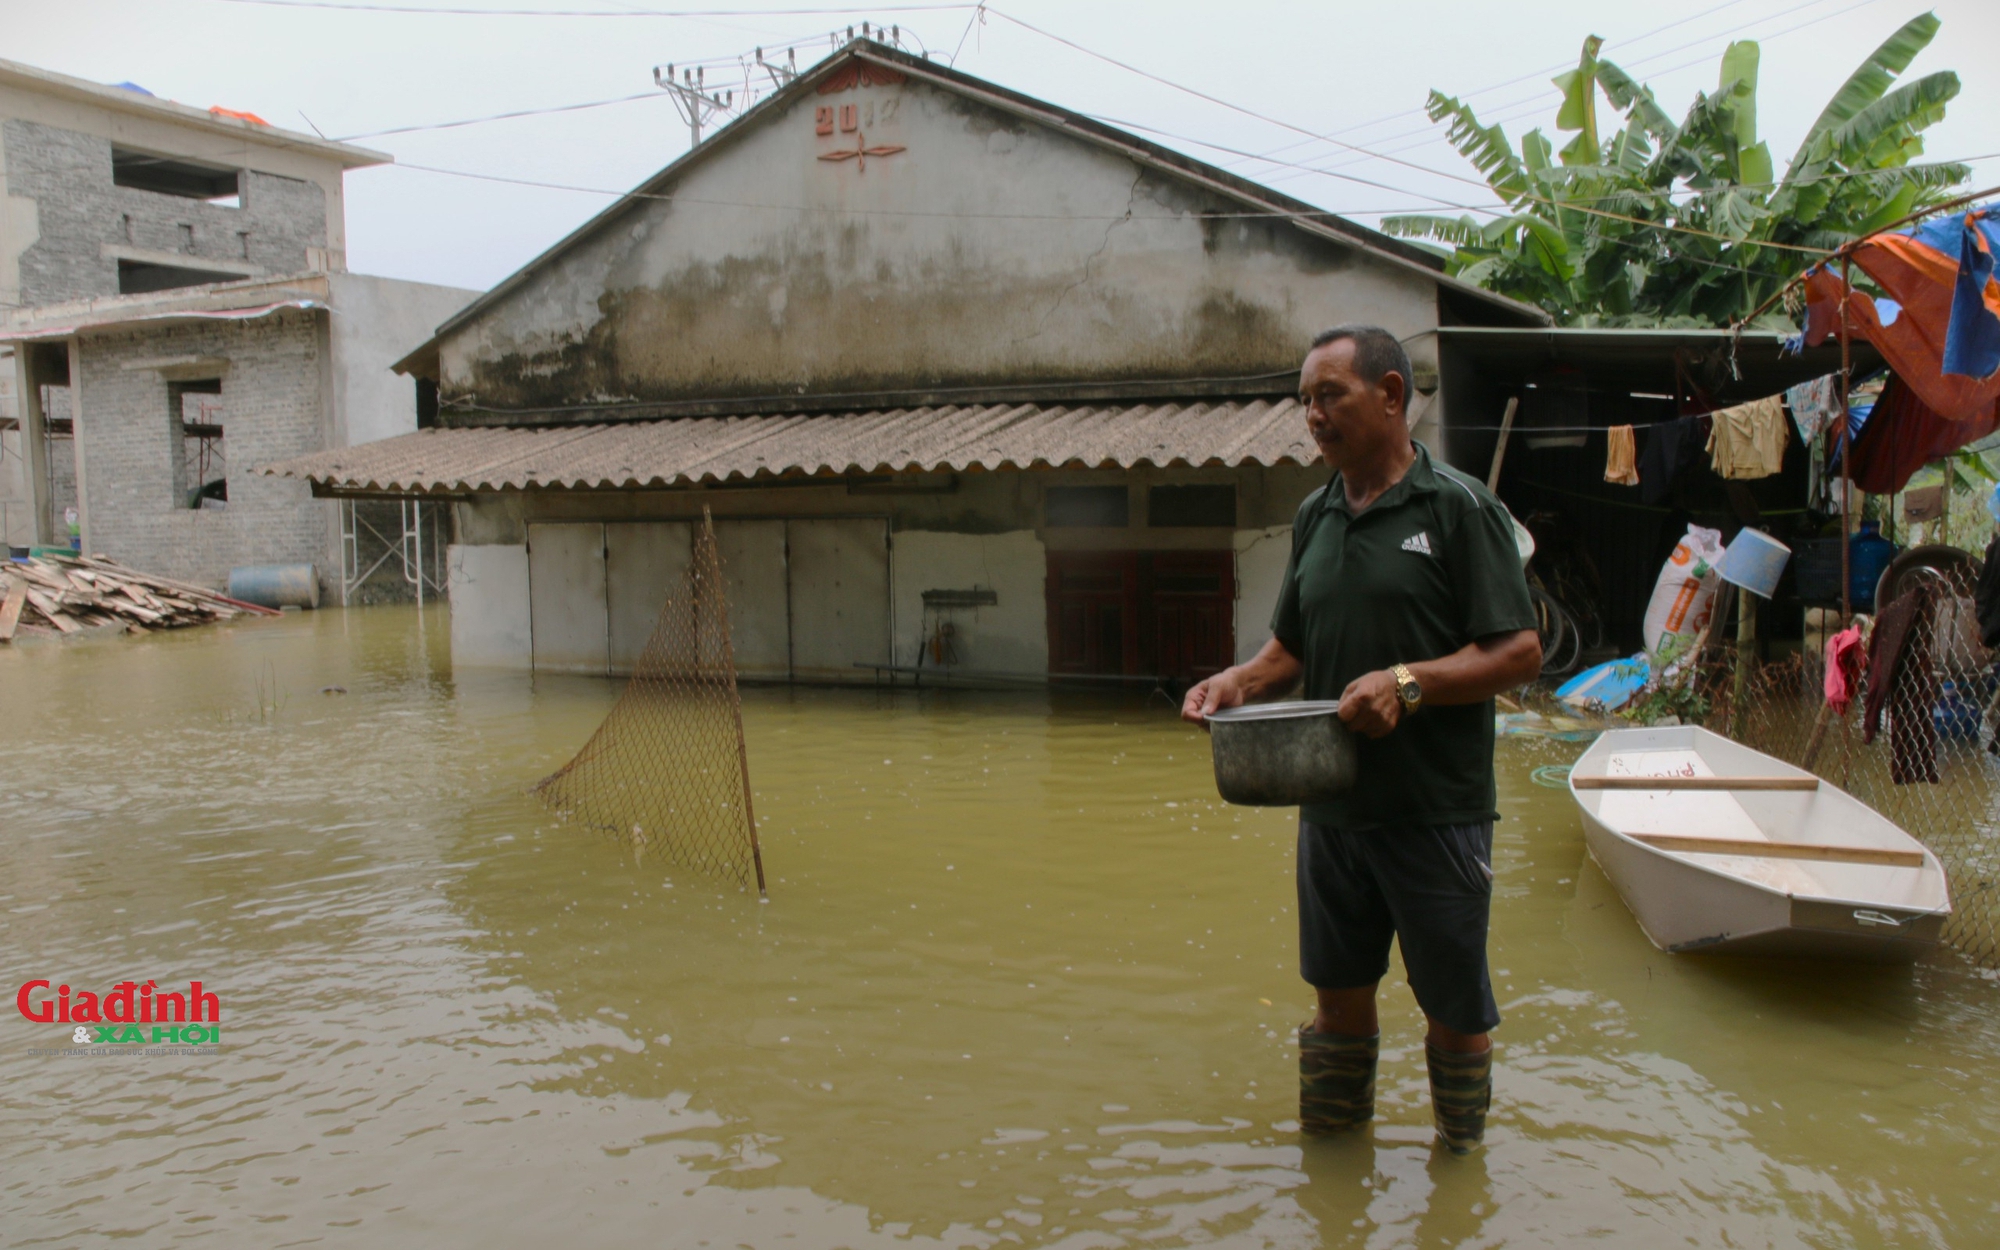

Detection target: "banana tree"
[1383, 14, 1968, 327]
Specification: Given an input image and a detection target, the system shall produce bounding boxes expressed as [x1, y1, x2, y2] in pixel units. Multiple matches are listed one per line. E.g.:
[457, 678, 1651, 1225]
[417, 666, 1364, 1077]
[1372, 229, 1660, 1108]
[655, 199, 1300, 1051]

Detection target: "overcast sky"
[10, 0, 1997, 295]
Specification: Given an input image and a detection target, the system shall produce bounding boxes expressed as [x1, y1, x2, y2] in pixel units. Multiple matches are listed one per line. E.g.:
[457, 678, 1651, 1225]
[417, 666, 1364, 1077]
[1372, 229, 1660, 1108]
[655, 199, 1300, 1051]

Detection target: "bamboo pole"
[1838, 256, 1854, 625]
[707, 505, 767, 898]
[1486, 396, 1519, 492]
[1801, 701, 1837, 770]
[1730, 183, 2000, 332]
[1732, 583, 1756, 728]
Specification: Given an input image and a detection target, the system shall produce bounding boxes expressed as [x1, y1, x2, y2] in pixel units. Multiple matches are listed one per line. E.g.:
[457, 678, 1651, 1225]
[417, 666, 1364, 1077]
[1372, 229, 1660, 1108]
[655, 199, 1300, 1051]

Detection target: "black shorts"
[1296, 819, 1500, 1036]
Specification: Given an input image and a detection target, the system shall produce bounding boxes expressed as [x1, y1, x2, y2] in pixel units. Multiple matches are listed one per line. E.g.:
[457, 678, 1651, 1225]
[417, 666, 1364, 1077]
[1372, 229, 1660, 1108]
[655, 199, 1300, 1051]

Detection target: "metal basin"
[1205, 701, 1357, 806]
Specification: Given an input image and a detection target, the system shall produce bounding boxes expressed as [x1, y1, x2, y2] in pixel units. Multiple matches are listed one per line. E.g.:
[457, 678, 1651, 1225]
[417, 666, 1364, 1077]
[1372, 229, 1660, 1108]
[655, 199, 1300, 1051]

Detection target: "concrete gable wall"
[439, 73, 1440, 410]
[328, 273, 478, 446]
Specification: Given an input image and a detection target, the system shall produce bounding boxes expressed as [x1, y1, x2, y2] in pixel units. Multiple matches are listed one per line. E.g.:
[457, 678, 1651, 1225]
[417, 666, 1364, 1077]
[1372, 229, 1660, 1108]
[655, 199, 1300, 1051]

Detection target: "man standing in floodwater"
[1181, 324, 1541, 1154]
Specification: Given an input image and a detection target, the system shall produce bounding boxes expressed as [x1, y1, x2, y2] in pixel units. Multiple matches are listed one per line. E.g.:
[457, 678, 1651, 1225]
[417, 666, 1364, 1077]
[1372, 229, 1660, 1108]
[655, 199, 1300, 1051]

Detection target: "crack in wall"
[1011, 166, 1144, 346]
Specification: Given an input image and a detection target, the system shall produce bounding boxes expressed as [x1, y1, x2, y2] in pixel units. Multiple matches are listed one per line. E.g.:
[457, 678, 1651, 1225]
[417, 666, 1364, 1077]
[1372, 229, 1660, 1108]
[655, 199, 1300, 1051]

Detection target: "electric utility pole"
[653, 63, 732, 148]
[754, 45, 799, 91]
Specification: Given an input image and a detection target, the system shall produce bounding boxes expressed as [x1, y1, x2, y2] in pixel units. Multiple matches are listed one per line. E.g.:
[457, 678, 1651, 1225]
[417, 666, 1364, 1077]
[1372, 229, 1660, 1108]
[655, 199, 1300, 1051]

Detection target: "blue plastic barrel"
[1848, 522, 1898, 612]
[228, 564, 320, 609]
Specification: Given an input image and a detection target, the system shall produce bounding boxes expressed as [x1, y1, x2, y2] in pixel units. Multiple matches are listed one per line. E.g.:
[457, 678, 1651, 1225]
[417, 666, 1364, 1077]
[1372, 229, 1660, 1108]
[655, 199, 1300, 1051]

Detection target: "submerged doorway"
[1044, 550, 1234, 681]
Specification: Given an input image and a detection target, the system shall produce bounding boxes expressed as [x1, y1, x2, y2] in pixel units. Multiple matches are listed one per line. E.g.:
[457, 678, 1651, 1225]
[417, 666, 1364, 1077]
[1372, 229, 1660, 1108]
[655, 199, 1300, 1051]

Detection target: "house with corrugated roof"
[271, 38, 1834, 682]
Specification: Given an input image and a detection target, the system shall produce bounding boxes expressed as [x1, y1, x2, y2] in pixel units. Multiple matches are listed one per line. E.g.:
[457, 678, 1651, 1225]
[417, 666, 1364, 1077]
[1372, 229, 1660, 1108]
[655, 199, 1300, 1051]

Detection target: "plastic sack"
[1643, 524, 1725, 661]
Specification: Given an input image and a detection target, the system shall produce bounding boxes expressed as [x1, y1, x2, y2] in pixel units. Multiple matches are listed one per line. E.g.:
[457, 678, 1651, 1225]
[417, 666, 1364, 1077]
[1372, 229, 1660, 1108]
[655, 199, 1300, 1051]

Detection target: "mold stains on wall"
[435, 72, 1437, 415]
[1186, 292, 1289, 367]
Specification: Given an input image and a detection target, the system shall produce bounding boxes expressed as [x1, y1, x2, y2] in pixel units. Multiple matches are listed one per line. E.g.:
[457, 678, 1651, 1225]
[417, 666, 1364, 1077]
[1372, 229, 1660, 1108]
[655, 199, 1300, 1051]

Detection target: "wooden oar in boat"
[1627, 833, 1924, 868]
[1572, 776, 1818, 791]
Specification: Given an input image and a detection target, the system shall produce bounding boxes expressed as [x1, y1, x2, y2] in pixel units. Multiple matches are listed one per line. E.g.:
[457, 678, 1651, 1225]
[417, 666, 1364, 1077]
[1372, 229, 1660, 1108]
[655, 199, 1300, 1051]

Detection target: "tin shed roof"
[260, 399, 1318, 494]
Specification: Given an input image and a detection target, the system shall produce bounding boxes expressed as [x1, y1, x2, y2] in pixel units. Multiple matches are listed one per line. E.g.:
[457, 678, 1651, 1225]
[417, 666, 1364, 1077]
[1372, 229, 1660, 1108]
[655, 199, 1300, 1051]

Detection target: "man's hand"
[1181, 669, 1249, 726]
[1337, 669, 1403, 739]
[1180, 638, 1305, 727]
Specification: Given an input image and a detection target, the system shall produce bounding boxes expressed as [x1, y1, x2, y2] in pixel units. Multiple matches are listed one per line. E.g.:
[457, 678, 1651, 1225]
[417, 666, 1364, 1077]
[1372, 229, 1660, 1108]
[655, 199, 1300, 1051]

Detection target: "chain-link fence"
[1677, 562, 2000, 967]
[535, 509, 767, 893]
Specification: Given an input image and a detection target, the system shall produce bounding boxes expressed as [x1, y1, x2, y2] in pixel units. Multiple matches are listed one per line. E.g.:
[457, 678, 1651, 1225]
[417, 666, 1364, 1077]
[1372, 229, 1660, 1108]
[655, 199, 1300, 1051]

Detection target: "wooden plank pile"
[0, 554, 280, 643]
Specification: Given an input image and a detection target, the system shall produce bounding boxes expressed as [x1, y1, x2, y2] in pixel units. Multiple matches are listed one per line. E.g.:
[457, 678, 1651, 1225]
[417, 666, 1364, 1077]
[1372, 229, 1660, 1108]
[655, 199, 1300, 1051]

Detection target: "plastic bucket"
[1718, 528, 1791, 599]
[1511, 515, 1536, 569]
[228, 564, 320, 609]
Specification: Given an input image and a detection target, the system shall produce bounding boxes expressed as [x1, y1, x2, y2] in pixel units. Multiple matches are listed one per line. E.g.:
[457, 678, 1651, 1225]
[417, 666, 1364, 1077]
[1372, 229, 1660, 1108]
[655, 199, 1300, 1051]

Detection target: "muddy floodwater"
[3, 606, 1998, 1247]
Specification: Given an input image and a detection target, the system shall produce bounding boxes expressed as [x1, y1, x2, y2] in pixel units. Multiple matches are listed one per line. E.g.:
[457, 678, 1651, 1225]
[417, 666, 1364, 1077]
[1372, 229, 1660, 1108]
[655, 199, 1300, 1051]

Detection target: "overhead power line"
[1094, 110, 1995, 212]
[1216, 0, 1770, 176]
[337, 89, 667, 140]
[384, 157, 1510, 219]
[1252, 0, 1889, 190]
[983, 7, 1885, 253]
[331, 24, 922, 141]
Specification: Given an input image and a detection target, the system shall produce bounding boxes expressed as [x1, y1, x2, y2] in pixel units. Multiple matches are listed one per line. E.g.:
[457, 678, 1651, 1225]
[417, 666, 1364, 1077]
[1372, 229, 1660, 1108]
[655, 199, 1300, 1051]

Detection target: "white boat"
[1568, 725, 1950, 961]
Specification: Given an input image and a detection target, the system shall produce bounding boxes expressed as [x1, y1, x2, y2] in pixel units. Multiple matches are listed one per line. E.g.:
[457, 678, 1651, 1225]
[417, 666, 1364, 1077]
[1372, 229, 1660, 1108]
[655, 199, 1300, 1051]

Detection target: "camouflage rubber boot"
[1426, 1042, 1492, 1155]
[1298, 1025, 1378, 1134]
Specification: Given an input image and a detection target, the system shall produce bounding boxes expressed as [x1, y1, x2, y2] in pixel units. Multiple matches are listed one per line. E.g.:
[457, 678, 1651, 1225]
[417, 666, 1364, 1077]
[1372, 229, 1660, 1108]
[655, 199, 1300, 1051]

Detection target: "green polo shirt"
[1270, 443, 1537, 830]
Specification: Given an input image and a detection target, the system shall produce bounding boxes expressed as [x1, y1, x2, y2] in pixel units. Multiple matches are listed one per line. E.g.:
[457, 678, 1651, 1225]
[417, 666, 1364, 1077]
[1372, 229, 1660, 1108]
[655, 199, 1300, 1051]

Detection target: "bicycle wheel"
[1530, 585, 1582, 677]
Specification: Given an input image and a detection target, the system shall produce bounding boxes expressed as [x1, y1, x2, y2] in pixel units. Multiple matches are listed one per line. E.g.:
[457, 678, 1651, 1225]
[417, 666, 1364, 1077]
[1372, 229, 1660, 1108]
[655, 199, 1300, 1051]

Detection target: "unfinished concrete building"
[0, 58, 474, 600]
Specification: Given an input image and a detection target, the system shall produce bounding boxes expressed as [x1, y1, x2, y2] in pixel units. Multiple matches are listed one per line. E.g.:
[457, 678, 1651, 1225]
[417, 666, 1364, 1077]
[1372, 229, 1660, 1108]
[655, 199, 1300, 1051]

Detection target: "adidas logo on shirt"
[1401, 531, 1434, 556]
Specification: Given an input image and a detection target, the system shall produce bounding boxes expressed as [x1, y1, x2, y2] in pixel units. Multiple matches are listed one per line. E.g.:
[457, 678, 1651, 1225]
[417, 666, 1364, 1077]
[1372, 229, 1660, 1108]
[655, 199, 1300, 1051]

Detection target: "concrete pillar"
[13, 343, 51, 545]
[66, 337, 90, 553]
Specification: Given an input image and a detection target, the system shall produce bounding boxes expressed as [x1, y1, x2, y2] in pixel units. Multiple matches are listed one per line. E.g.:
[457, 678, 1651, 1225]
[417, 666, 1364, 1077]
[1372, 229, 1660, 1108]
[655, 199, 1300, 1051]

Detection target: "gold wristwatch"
[1391, 663, 1422, 714]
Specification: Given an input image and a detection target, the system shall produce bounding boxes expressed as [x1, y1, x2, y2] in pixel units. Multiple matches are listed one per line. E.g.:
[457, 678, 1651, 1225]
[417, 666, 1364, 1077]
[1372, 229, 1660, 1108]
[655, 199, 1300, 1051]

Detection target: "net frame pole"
[705, 506, 768, 896]
[1838, 256, 1854, 625]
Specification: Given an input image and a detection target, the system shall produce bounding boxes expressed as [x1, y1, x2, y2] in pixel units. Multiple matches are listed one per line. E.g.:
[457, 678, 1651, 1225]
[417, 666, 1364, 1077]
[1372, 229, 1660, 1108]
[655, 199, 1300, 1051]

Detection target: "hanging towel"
[1785, 375, 1842, 444]
[1824, 623, 1866, 715]
[1705, 396, 1788, 480]
[1603, 425, 1640, 485]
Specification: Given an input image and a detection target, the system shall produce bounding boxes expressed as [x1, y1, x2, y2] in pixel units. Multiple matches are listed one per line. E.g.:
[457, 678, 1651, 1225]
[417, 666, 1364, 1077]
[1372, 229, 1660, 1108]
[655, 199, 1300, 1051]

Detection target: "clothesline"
[1452, 421, 1676, 433]
[1517, 477, 1813, 517]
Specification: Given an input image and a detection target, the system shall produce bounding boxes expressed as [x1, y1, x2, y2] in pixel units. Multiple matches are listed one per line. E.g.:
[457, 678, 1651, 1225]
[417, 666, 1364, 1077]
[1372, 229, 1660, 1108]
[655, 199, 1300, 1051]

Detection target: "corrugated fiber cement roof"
[260, 399, 1317, 493]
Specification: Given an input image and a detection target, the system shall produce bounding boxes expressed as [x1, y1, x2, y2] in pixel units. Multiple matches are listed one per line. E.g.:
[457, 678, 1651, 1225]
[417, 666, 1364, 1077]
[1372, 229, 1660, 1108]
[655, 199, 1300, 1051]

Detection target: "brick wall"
[76, 309, 333, 589]
[3, 119, 328, 306]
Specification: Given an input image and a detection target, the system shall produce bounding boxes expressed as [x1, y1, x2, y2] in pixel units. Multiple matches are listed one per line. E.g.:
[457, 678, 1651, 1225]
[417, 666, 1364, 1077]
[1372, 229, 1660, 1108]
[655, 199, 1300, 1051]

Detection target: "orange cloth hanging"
[1802, 257, 2000, 421]
[1603, 425, 1640, 485]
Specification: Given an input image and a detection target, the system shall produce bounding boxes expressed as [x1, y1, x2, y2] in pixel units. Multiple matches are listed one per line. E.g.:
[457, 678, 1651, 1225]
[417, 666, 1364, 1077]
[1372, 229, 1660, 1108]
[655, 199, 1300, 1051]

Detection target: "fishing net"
[534, 509, 767, 893]
[1666, 562, 2000, 968]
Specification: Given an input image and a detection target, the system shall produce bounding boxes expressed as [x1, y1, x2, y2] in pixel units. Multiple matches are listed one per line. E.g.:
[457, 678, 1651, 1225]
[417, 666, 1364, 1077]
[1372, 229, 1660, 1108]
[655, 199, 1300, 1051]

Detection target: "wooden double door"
[1045, 550, 1235, 680]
